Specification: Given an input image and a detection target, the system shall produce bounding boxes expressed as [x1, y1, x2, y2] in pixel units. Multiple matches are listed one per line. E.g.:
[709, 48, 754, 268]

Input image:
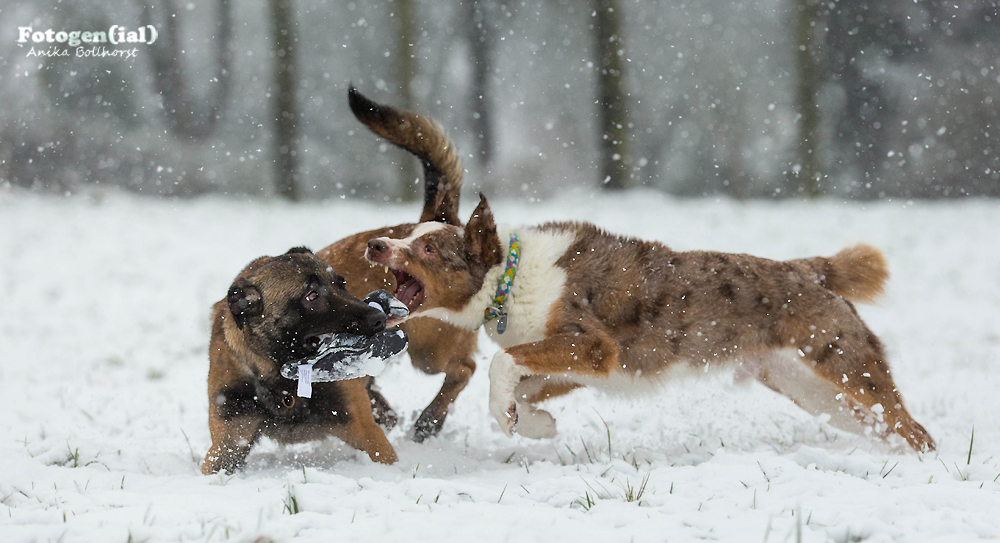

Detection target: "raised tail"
[348, 86, 463, 226]
[799, 244, 889, 304]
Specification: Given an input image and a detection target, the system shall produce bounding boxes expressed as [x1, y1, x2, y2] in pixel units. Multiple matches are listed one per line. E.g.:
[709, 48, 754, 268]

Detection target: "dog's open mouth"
[391, 268, 425, 312]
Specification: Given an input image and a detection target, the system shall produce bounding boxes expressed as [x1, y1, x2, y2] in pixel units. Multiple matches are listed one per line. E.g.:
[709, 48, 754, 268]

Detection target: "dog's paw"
[373, 405, 398, 432]
[368, 387, 398, 431]
[412, 409, 447, 443]
[514, 403, 556, 439]
[490, 397, 518, 436]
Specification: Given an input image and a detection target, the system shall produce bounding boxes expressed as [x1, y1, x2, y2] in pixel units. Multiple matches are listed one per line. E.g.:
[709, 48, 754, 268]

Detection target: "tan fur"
[527, 381, 582, 404]
[366, 199, 935, 452]
[202, 255, 397, 475]
[205, 88, 477, 471]
[819, 244, 888, 304]
[310, 88, 478, 442]
[317, 228, 479, 441]
[348, 86, 463, 226]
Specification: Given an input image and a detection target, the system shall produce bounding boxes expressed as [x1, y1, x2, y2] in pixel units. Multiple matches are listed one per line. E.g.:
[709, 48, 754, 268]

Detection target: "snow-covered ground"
[2, 188, 999, 542]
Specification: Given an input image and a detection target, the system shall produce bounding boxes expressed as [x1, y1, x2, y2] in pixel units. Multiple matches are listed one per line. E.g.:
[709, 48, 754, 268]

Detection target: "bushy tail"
[348, 86, 463, 226]
[800, 244, 889, 303]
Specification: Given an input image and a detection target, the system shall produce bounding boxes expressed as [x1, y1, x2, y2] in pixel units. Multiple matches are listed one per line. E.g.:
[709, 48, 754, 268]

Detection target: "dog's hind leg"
[752, 350, 878, 439]
[803, 331, 934, 451]
[761, 317, 934, 451]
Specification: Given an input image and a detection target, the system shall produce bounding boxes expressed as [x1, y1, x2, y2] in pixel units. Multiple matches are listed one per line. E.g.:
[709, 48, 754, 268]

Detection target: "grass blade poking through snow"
[620, 473, 650, 504]
[576, 491, 596, 512]
[967, 426, 975, 465]
[593, 409, 612, 459]
[283, 485, 300, 515]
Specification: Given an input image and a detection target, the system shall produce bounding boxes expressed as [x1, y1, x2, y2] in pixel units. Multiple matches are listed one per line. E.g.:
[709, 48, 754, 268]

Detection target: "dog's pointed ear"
[227, 278, 263, 330]
[464, 193, 502, 269]
[285, 246, 312, 255]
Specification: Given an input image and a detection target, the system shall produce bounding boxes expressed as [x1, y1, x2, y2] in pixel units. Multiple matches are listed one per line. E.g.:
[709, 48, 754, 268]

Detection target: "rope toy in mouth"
[280, 289, 409, 397]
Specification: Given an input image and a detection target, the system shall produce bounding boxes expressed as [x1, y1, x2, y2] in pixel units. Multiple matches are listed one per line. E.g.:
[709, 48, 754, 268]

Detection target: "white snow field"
[1, 188, 999, 543]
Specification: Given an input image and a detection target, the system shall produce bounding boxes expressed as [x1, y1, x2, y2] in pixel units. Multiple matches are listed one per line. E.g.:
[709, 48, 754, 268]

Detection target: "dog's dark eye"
[424, 243, 436, 255]
[304, 291, 319, 302]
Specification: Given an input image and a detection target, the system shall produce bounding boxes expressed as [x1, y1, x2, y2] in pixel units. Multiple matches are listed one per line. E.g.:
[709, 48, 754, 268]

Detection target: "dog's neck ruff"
[482, 232, 520, 334]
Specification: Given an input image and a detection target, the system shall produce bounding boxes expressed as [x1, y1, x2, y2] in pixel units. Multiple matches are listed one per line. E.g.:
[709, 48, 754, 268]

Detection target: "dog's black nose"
[366, 310, 386, 332]
[367, 238, 388, 254]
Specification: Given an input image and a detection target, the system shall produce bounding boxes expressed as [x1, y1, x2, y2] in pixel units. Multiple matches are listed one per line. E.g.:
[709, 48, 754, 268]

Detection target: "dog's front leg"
[488, 351, 531, 436]
[329, 379, 398, 464]
[489, 330, 618, 437]
[202, 415, 262, 475]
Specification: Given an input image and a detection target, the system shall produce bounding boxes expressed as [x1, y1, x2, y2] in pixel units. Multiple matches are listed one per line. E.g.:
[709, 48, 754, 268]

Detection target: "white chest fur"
[483, 226, 575, 348]
[422, 225, 574, 343]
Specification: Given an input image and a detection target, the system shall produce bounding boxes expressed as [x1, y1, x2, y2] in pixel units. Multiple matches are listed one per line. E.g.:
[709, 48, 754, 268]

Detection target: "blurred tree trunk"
[594, 0, 632, 191]
[824, 0, 908, 200]
[270, 0, 299, 201]
[794, 0, 821, 198]
[395, 0, 420, 202]
[725, 134, 751, 200]
[143, 0, 232, 141]
[466, 0, 496, 170]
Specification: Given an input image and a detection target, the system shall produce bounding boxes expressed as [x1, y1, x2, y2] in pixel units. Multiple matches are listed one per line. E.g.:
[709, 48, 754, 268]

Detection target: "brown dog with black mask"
[202, 247, 397, 474]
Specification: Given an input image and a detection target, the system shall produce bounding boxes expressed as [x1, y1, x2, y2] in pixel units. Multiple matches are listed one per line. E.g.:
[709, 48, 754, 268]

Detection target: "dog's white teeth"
[384, 266, 389, 274]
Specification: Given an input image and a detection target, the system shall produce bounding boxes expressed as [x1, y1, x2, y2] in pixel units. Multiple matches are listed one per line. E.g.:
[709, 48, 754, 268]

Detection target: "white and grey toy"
[361, 288, 410, 321]
[280, 290, 409, 397]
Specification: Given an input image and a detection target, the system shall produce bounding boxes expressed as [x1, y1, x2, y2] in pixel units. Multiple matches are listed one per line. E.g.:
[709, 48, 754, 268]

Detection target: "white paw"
[490, 399, 518, 436]
[489, 351, 527, 437]
[514, 403, 557, 439]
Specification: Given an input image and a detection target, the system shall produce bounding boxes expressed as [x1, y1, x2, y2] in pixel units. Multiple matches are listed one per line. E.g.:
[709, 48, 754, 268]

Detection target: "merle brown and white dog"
[364, 195, 935, 451]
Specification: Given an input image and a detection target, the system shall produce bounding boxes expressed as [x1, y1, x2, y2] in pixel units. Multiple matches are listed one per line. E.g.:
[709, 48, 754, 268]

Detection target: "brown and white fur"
[364, 195, 935, 451]
[315, 87, 478, 441]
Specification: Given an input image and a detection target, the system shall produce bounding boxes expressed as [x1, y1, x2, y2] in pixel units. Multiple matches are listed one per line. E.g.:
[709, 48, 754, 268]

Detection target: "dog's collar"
[483, 232, 520, 334]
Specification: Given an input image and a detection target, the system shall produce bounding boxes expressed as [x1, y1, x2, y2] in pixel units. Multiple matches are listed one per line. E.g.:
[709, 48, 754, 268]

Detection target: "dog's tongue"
[396, 277, 422, 307]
